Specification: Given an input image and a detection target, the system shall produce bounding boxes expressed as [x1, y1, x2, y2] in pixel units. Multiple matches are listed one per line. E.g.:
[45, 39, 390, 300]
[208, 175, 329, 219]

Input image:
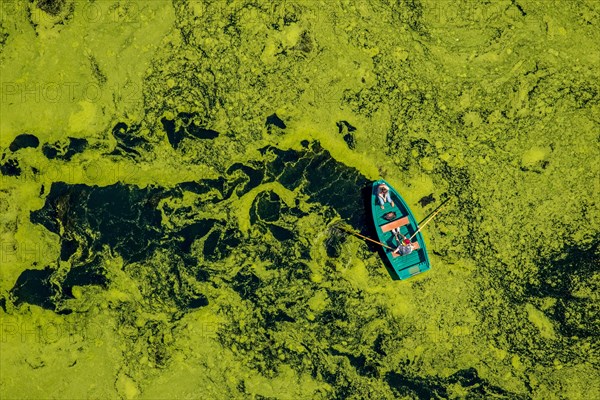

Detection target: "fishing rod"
[409, 197, 452, 240]
[333, 224, 396, 251]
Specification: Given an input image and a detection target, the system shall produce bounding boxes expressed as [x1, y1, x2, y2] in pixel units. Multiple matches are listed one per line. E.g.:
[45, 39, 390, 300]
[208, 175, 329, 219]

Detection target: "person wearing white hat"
[377, 184, 395, 209]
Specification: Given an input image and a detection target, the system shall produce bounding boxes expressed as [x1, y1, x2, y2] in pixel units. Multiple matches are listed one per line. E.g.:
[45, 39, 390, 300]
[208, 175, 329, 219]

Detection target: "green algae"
[1, 0, 600, 399]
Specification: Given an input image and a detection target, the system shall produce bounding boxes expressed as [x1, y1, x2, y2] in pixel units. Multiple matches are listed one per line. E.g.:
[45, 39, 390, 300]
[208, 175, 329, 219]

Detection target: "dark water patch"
[342, 133, 355, 150]
[177, 112, 196, 125]
[20, 182, 213, 309]
[527, 242, 599, 339]
[0, 297, 6, 312]
[237, 381, 247, 397]
[178, 219, 241, 262]
[319, 370, 353, 399]
[232, 270, 261, 301]
[387, 366, 527, 399]
[447, 368, 523, 398]
[528, 242, 598, 298]
[263, 251, 285, 271]
[11, 267, 56, 310]
[176, 176, 237, 206]
[161, 117, 185, 149]
[0, 158, 21, 176]
[60, 238, 78, 261]
[373, 334, 387, 356]
[288, 200, 308, 218]
[203, 229, 222, 261]
[63, 261, 107, 288]
[26, 180, 231, 311]
[196, 267, 210, 282]
[187, 293, 209, 309]
[187, 123, 219, 139]
[227, 175, 250, 199]
[336, 120, 356, 133]
[201, 227, 240, 262]
[264, 309, 295, 329]
[305, 157, 333, 192]
[36, 0, 65, 16]
[360, 183, 384, 247]
[67, 137, 87, 157]
[23, 141, 371, 317]
[265, 113, 286, 132]
[267, 223, 295, 241]
[177, 219, 218, 252]
[325, 229, 347, 258]
[300, 147, 368, 228]
[336, 121, 357, 150]
[178, 181, 211, 195]
[28, 0, 74, 32]
[177, 111, 219, 139]
[41, 143, 58, 159]
[330, 348, 376, 377]
[89, 55, 107, 85]
[387, 372, 448, 399]
[261, 142, 369, 229]
[87, 184, 164, 262]
[137, 320, 172, 367]
[41, 137, 88, 161]
[0, 27, 8, 49]
[110, 122, 148, 157]
[62, 261, 108, 299]
[227, 163, 264, 196]
[449, 367, 479, 387]
[177, 177, 227, 202]
[221, 228, 242, 249]
[265, 253, 311, 279]
[299, 245, 311, 260]
[520, 161, 550, 174]
[278, 156, 310, 189]
[30, 182, 165, 264]
[261, 147, 298, 185]
[161, 114, 219, 149]
[251, 190, 281, 223]
[218, 177, 242, 201]
[177, 111, 199, 126]
[9, 133, 39, 152]
[30, 181, 69, 233]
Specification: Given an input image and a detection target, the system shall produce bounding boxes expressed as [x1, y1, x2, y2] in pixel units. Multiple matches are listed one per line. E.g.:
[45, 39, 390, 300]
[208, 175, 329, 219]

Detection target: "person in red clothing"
[392, 227, 413, 256]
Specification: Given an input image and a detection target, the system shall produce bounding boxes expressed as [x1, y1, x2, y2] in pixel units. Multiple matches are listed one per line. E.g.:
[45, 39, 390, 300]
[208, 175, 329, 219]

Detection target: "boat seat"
[380, 216, 409, 233]
[391, 241, 421, 258]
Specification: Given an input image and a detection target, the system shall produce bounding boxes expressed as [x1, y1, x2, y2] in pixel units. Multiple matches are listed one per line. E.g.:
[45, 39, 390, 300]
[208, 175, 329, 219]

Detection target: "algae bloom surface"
[1, 1, 599, 399]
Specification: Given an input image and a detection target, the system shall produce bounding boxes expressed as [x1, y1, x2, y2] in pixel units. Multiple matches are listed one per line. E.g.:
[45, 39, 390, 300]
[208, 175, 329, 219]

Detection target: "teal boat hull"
[371, 180, 431, 280]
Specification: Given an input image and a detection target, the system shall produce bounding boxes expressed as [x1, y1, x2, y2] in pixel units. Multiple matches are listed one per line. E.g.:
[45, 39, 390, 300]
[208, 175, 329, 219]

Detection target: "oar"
[333, 224, 395, 251]
[409, 197, 451, 240]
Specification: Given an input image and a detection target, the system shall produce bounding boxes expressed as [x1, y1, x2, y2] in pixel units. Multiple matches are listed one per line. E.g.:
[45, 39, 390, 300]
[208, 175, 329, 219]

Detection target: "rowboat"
[371, 179, 430, 279]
